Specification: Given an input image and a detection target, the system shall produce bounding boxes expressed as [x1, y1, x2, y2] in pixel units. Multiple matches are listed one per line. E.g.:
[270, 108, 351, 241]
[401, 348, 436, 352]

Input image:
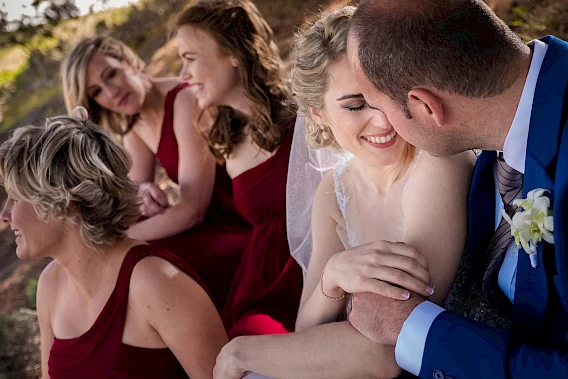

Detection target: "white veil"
[286, 116, 352, 279]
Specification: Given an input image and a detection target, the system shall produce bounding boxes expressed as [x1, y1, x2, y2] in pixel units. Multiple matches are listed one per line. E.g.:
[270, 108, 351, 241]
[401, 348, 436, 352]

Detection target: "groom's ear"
[407, 88, 445, 129]
[308, 107, 326, 126]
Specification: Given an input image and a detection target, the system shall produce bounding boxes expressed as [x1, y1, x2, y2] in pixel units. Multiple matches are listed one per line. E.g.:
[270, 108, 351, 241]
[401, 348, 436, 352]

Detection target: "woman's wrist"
[321, 261, 346, 299]
[227, 336, 249, 372]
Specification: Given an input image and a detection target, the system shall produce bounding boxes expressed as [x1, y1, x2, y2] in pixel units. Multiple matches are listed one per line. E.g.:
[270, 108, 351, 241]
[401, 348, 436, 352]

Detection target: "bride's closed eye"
[344, 104, 367, 112]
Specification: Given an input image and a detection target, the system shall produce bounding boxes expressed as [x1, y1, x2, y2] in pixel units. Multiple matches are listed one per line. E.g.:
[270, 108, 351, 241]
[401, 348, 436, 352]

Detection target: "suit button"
[433, 370, 445, 379]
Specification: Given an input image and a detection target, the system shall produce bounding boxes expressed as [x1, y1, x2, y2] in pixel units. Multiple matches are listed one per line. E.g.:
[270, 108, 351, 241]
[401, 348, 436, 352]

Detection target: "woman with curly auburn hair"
[174, 0, 303, 338]
[213, 6, 475, 378]
[61, 35, 251, 309]
[0, 108, 227, 378]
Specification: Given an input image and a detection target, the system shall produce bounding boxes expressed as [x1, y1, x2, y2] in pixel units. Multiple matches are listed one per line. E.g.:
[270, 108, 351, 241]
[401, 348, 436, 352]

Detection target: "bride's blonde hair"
[291, 6, 416, 178]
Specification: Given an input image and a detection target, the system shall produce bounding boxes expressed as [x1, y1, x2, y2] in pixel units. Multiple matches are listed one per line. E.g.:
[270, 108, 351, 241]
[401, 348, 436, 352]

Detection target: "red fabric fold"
[222, 121, 303, 338]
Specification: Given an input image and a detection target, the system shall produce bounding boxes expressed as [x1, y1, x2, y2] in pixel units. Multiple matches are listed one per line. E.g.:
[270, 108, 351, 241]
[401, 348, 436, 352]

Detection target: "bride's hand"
[322, 240, 434, 300]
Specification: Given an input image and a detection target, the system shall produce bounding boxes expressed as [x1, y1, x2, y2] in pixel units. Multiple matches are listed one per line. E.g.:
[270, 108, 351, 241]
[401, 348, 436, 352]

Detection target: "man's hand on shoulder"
[349, 291, 425, 346]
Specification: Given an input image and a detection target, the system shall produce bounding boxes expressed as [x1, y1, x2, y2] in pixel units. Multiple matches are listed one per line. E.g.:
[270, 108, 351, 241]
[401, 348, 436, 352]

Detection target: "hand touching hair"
[0, 107, 141, 249]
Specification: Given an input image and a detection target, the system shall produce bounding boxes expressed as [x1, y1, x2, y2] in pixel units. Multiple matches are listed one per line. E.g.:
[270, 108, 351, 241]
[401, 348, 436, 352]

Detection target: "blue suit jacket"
[419, 36, 568, 378]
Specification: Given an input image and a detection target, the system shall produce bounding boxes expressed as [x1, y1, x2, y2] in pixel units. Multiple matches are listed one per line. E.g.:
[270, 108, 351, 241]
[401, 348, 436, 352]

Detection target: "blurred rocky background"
[0, 0, 567, 377]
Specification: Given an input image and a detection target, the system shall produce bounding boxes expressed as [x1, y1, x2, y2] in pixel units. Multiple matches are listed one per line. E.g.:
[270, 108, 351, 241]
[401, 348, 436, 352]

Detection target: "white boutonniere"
[502, 188, 554, 268]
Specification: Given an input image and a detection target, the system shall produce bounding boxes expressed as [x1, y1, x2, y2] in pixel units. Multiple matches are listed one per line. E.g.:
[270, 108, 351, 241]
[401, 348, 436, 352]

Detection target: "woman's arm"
[295, 172, 352, 331]
[214, 321, 401, 379]
[128, 89, 216, 241]
[296, 173, 433, 332]
[401, 151, 475, 303]
[123, 132, 170, 218]
[131, 256, 228, 379]
[37, 262, 57, 379]
[123, 128, 156, 184]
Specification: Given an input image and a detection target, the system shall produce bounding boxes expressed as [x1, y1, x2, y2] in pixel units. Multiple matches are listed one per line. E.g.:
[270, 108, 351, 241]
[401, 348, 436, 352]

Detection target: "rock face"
[0, 309, 41, 379]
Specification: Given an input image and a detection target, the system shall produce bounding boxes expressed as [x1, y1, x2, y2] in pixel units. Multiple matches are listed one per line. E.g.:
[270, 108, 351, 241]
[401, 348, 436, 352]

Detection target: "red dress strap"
[156, 82, 189, 183]
[48, 244, 203, 378]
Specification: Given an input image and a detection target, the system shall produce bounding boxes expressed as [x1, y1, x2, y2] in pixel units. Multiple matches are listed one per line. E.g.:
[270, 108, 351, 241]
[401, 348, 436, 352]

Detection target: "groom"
[346, 0, 568, 378]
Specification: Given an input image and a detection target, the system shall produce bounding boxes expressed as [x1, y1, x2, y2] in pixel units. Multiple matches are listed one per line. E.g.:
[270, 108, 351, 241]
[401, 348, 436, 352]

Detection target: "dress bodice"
[154, 82, 244, 226]
[332, 150, 422, 249]
[48, 245, 203, 378]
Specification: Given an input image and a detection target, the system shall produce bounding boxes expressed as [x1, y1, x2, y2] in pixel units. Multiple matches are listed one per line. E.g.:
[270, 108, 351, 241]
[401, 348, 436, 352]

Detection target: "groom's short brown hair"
[350, 0, 526, 110]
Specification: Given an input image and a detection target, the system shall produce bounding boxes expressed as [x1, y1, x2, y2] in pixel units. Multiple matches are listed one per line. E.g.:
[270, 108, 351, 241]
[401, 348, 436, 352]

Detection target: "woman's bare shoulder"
[408, 151, 475, 194]
[129, 255, 204, 303]
[37, 260, 62, 309]
[404, 150, 475, 208]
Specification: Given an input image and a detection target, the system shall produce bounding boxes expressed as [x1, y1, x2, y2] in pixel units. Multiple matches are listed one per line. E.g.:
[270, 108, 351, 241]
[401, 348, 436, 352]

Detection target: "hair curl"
[175, 0, 294, 161]
[291, 6, 356, 150]
[61, 36, 147, 136]
[0, 107, 141, 250]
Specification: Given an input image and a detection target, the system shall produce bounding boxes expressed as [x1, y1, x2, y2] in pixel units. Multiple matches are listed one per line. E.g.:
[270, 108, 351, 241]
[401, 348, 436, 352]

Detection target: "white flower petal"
[532, 197, 550, 212]
[544, 216, 554, 232]
[542, 231, 554, 244]
[502, 209, 513, 225]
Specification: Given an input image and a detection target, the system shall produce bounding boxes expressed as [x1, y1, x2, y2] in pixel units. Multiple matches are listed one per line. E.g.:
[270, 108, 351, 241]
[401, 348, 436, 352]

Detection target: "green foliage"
[0, 46, 30, 91]
[0, 61, 29, 91]
[0, 314, 15, 337]
[0, 86, 60, 132]
[0, 0, 186, 133]
[506, 5, 560, 42]
[26, 279, 38, 309]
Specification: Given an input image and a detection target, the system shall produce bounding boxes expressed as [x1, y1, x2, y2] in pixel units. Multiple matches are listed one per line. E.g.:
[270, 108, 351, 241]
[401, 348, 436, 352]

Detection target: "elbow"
[178, 212, 205, 232]
[177, 201, 208, 230]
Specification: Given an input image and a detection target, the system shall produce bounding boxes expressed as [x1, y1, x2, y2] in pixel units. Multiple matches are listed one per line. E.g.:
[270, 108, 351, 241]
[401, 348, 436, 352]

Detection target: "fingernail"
[425, 286, 435, 295]
[401, 291, 410, 299]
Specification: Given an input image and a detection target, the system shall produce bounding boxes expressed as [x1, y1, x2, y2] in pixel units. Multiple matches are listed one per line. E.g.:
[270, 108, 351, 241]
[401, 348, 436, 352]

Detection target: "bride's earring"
[319, 124, 329, 140]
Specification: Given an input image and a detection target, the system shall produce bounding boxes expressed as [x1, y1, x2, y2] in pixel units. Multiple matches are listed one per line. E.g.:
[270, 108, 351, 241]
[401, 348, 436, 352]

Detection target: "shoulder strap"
[161, 82, 190, 136]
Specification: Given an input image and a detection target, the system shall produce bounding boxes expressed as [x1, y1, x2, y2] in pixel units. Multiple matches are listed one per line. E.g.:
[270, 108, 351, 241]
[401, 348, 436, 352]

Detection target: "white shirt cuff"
[395, 301, 445, 376]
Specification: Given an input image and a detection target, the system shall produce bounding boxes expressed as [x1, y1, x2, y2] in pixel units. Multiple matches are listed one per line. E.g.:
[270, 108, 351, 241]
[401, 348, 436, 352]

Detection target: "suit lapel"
[513, 152, 552, 330]
[526, 36, 568, 172]
[513, 36, 568, 330]
[469, 151, 497, 285]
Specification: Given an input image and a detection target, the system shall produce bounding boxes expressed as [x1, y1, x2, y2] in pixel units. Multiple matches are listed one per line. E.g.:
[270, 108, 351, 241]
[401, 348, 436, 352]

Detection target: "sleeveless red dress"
[48, 244, 204, 378]
[222, 120, 303, 338]
[150, 83, 251, 309]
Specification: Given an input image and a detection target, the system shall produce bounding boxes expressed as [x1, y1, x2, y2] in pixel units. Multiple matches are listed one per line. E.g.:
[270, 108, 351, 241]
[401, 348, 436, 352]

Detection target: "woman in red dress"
[174, 0, 303, 338]
[0, 109, 227, 378]
[61, 37, 250, 308]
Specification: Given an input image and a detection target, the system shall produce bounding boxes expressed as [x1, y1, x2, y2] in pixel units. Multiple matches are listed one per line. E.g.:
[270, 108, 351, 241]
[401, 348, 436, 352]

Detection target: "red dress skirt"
[222, 121, 303, 338]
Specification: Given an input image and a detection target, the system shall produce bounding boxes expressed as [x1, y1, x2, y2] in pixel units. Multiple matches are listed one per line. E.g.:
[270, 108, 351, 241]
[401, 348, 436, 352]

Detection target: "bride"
[213, 6, 475, 378]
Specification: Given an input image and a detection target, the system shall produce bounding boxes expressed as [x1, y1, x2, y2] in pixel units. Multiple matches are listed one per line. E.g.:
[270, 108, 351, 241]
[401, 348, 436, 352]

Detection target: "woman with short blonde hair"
[0, 108, 227, 378]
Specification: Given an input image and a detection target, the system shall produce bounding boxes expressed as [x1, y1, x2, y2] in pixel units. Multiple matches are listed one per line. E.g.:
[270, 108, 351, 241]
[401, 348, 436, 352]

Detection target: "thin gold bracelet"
[320, 269, 346, 300]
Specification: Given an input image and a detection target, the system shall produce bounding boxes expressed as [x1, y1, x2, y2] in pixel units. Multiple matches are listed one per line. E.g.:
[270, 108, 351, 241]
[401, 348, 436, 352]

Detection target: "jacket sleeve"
[419, 311, 568, 378]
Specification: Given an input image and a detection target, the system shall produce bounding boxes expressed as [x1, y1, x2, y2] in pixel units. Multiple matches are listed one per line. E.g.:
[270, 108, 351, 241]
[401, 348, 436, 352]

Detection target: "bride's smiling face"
[310, 55, 406, 166]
